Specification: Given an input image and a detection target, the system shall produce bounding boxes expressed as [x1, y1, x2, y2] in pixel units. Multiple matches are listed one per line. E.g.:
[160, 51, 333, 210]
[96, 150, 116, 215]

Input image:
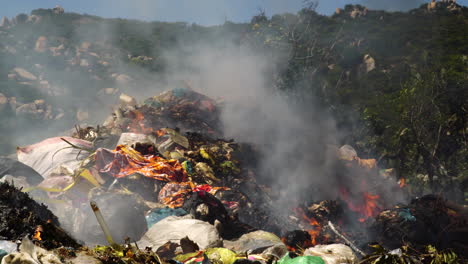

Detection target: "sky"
[1, 0, 467, 25]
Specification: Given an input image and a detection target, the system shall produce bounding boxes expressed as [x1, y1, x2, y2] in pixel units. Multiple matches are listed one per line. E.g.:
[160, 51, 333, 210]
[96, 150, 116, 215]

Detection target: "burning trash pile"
[0, 88, 466, 264]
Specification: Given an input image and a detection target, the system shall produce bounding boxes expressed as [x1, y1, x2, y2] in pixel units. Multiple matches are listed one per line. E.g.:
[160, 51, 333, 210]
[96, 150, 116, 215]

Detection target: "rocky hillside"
[0, 1, 467, 196]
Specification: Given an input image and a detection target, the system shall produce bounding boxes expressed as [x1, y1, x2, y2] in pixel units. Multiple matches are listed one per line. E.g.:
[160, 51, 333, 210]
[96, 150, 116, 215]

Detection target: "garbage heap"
[0, 88, 466, 264]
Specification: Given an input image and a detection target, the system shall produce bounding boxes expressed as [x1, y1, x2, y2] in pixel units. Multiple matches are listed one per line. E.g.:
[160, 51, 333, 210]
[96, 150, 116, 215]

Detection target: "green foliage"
[244, 4, 467, 197]
[425, 246, 460, 264]
[361, 244, 463, 264]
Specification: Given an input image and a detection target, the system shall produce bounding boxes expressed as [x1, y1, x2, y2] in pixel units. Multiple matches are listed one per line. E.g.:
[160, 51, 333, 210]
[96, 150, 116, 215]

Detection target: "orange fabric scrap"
[98, 145, 187, 182]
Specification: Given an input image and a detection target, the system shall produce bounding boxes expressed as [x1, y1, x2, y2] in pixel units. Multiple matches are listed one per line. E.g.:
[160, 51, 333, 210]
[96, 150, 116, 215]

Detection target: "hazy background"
[3, 0, 468, 25]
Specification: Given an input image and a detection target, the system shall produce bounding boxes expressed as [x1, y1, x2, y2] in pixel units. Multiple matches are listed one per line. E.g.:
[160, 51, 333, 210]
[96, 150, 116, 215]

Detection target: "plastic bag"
[278, 253, 325, 264]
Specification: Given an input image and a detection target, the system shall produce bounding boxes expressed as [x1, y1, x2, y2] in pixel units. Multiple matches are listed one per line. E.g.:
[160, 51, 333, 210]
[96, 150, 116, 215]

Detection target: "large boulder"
[115, 74, 133, 86]
[349, 6, 368, 19]
[0, 93, 7, 112]
[362, 54, 375, 73]
[119, 93, 137, 107]
[15, 100, 54, 120]
[427, 0, 437, 11]
[52, 5, 65, 14]
[0, 17, 10, 28]
[138, 216, 222, 250]
[34, 36, 48, 53]
[26, 15, 41, 24]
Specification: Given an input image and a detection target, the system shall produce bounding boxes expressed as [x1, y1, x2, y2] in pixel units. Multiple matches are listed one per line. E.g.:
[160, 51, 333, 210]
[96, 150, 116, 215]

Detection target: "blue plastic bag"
[146, 207, 187, 228]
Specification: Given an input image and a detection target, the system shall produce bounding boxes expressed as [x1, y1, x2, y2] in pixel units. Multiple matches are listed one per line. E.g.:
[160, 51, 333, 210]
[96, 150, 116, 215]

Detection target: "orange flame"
[281, 237, 297, 252]
[33, 226, 43, 241]
[156, 129, 166, 137]
[127, 110, 154, 134]
[398, 178, 405, 188]
[340, 187, 382, 222]
[293, 208, 323, 246]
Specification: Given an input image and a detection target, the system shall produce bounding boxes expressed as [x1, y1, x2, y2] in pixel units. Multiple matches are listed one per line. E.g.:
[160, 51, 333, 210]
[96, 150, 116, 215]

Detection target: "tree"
[363, 64, 467, 196]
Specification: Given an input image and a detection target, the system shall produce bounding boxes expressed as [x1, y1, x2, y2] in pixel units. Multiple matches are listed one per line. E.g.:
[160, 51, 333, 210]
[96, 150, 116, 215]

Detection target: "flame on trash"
[127, 110, 154, 134]
[293, 208, 323, 246]
[340, 186, 382, 222]
[398, 178, 406, 188]
[33, 226, 43, 241]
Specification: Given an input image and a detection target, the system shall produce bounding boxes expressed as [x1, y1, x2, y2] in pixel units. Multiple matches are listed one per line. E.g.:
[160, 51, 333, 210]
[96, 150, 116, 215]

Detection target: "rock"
[76, 109, 89, 121]
[427, 0, 437, 11]
[80, 59, 89, 67]
[446, 1, 462, 12]
[54, 112, 64, 120]
[34, 99, 45, 106]
[17, 82, 34, 87]
[0, 93, 7, 112]
[304, 244, 358, 264]
[80, 41, 91, 51]
[119, 93, 137, 107]
[138, 216, 222, 250]
[49, 44, 64, 56]
[89, 52, 100, 58]
[349, 6, 368, 19]
[39, 80, 51, 90]
[115, 74, 133, 86]
[52, 5, 64, 14]
[16, 103, 39, 118]
[224, 230, 285, 254]
[8, 97, 16, 112]
[337, 145, 357, 161]
[26, 15, 41, 24]
[34, 36, 48, 53]
[99, 88, 118, 96]
[12, 68, 37, 81]
[5, 46, 17, 54]
[427, 0, 461, 13]
[98, 61, 110, 67]
[7, 74, 16, 80]
[363, 54, 375, 73]
[335, 8, 342, 15]
[0, 17, 10, 28]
